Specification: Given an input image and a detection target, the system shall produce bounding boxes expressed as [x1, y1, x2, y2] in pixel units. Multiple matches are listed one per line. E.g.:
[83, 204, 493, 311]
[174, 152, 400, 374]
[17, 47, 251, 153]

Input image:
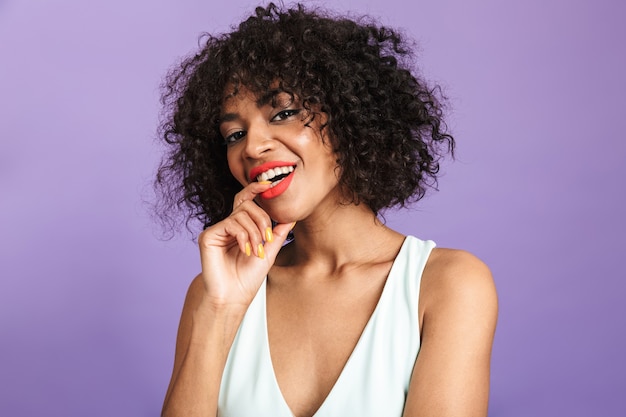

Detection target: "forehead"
[220, 85, 255, 113]
[220, 84, 296, 114]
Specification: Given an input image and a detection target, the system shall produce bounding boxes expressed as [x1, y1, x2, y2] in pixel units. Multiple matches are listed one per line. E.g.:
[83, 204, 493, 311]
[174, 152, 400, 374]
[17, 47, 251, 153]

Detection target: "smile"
[249, 161, 297, 183]
[260, 168, 294, 199]
[249, 161, 298, 199]
[256, 165, 295, 183]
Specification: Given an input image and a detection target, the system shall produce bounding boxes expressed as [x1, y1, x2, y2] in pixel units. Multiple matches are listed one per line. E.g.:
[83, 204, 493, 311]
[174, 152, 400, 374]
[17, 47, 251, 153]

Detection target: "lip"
[259, 170, 295, 199]
[249, 160, 297, 182]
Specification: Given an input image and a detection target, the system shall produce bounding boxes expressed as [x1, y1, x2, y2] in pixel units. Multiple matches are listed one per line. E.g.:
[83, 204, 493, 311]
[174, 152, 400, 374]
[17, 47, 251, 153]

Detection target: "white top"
[218, 235, 436, 416]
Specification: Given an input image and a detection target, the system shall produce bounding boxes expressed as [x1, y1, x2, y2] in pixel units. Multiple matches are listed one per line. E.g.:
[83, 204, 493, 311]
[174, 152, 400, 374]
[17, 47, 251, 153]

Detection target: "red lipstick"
[249, 160, 297, 182]
[259, 171, 295, 199]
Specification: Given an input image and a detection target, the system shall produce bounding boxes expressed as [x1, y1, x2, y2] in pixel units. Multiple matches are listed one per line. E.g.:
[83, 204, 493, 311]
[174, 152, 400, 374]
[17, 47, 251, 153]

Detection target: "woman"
[156, 3, 497, 416]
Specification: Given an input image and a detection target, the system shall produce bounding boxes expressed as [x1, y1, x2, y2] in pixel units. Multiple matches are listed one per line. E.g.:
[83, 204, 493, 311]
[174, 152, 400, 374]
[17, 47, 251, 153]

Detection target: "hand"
[196, 181, 293, 311]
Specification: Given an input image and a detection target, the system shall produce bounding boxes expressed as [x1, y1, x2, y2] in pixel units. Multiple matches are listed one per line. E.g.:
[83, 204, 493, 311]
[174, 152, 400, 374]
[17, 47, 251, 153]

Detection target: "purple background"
[1, 0, 624, 415]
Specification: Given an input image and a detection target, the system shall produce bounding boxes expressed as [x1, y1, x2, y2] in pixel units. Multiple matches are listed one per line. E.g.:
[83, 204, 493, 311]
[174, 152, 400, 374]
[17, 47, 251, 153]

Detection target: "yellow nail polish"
[258, 180, 272, 185]
[265, 227, 273, 243]
[257, 243, 265, 259]
[245, 242, 251, 257]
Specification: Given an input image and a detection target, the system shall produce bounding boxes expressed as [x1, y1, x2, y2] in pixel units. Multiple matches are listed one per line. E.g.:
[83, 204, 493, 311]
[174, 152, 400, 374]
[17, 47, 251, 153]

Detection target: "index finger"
[233, 181, 272, 208]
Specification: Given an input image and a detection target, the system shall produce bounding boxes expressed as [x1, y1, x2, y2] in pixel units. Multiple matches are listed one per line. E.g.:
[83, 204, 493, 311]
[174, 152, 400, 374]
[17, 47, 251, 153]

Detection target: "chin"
[260, 205, 298, 225]
[270, 213, 298, 225]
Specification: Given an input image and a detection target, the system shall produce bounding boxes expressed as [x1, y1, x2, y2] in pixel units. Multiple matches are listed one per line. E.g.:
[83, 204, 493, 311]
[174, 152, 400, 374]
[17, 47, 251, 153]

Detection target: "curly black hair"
[154, 2, 454, 233]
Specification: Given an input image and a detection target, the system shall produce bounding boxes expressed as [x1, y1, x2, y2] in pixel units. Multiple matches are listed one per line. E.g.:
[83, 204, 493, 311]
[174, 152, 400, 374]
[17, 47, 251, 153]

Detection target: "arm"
[161, 275, 246, 417]
[403, 249, 498, 417]
[161, 182, 292, 417]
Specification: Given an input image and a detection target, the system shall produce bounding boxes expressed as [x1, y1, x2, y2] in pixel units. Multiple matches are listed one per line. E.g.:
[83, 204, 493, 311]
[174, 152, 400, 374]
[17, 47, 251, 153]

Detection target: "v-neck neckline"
[262, 236, 410, 417]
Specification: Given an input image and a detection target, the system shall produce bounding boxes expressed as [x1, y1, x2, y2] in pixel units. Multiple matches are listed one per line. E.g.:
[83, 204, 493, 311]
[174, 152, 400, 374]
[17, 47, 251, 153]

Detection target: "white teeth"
[270, 178, 284, 188]
[256, 165, 294, 182]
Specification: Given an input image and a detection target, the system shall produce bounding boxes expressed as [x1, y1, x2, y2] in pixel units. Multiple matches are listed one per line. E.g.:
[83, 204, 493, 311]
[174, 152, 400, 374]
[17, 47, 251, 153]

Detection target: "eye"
[271, 109, 301, 122]
[223, 130, 246, 146]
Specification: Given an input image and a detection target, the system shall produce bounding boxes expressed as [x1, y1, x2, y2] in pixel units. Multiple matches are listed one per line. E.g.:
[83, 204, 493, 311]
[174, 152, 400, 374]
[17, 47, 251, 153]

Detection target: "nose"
[242, 120, 274, 159]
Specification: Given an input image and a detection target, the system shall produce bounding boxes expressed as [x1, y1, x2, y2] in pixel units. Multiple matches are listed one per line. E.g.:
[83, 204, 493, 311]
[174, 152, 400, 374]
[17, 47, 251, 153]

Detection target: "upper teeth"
[256, 166, 294, 182]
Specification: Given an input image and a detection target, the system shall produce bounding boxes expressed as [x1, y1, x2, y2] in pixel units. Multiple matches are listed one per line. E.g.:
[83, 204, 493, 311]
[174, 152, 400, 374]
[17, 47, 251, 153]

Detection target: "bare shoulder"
[172, 274, 207, 361]
[426, 248, 493, 280]
[420, 248, 498, 324]
[185, 273, 206, 306]
[175, 273, 206, 343]
[406, 248, 498, 415]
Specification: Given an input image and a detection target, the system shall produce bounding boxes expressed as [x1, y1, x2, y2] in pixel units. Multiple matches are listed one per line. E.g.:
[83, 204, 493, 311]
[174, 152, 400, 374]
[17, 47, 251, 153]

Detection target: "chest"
[217, 237, 431, 417]
[265, 271, 387, 417]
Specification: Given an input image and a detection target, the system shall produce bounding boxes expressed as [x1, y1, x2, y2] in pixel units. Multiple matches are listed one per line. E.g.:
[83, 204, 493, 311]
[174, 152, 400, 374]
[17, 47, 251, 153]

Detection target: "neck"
[286, 202, 403, 272]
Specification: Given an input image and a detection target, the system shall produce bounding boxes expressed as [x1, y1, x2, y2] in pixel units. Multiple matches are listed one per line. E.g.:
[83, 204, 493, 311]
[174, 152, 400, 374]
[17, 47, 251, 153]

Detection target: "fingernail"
[257, 243, 265, 259]
[265, 227, 273, 243]
[245, 242, 251, 257]
[290, 222, 297, 230]
[258, 181, 272, 185]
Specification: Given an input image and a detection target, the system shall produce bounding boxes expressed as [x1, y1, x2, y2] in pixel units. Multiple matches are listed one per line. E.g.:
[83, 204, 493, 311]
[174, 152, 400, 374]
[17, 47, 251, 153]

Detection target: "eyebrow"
[259, 89, 295, 107]
[256, 89, 281, 106]
[218, 90, 297, 125]
[218, 112, 239, 124]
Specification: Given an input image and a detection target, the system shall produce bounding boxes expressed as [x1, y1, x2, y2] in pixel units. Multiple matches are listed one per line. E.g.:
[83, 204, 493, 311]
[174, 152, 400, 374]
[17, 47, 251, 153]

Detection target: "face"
[220, 86, 341, 223]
